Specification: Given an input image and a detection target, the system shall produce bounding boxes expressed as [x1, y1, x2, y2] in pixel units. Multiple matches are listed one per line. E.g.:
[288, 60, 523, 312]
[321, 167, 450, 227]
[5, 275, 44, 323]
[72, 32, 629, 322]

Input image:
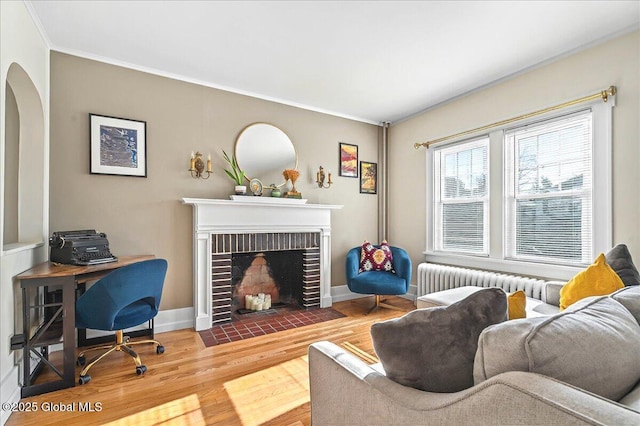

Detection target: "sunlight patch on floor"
[103, 393, 206, 426]
[224, 355, 310, 426]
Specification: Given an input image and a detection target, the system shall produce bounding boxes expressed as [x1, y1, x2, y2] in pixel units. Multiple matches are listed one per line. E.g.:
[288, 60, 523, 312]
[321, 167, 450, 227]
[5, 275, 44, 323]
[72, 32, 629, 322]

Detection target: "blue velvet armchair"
[346, 246, 412, 313]
[75, 258, 168, 384]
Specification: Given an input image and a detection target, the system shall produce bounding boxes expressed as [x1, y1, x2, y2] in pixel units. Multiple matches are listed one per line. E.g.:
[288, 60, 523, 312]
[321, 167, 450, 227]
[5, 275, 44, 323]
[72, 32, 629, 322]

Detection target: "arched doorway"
[3, 62, 45, 249]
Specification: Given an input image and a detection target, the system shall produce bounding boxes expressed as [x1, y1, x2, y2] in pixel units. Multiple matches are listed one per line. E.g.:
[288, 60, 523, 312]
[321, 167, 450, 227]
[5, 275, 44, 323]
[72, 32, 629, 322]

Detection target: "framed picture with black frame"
[89, 113, 147, 177]
[339, 142, 358, 177]
[359, 161, 377, 194]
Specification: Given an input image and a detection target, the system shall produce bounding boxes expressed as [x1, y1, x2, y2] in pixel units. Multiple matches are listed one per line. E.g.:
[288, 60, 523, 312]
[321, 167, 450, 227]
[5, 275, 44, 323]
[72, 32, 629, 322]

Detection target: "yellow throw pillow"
[559, 253, 625, 310]
[507, 290, 526, 319]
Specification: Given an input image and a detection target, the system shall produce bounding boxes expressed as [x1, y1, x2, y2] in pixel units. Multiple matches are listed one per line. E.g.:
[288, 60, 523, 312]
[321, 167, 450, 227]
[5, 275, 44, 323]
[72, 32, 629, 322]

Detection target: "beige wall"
[389, 31, 640, 278]
[49, 52, 380, 310]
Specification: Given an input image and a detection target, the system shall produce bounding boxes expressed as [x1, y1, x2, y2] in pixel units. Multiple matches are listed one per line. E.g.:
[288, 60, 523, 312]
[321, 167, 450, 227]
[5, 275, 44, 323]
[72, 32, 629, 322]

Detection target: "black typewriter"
[49, 230, 118, 265]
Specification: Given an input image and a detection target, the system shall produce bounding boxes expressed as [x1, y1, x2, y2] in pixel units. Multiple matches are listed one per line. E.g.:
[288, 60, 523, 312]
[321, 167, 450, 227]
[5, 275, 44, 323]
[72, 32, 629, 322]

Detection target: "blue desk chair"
[346, 245, 412, 314]
[75, 258, 168, 385]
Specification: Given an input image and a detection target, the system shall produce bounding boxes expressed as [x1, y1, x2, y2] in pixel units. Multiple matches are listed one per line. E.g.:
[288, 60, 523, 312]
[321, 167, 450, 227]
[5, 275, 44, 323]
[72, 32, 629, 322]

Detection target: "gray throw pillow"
[474, 295, 640, 401]
[605, 244, 640, 286]
[370, 287, 507, 393]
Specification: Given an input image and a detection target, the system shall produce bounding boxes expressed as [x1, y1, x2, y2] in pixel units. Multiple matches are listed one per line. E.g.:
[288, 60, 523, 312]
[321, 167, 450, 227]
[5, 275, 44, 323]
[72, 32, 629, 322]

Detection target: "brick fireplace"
[182, 197, 342, 331]
[211, 232, 320, 324]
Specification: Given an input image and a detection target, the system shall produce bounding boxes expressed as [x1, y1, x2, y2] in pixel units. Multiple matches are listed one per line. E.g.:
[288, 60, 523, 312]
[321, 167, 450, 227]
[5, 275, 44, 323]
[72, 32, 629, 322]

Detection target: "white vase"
[235, 185, 247, 195]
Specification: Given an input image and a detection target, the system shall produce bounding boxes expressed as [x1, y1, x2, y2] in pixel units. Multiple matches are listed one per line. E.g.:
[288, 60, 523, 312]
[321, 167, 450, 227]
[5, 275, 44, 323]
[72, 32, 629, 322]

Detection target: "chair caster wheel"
[156, 345, 165, 354]
[78, 375, 91, 385]
[77, 355, 86, 366]
[136, 365, 147, 375]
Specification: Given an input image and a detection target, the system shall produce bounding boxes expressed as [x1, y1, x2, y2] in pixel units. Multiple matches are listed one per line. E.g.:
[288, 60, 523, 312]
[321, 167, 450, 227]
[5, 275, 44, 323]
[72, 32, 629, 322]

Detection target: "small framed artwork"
[360, 161, 377, 194]
[89, 113, 147, 177]
[339, 142, 358, 177]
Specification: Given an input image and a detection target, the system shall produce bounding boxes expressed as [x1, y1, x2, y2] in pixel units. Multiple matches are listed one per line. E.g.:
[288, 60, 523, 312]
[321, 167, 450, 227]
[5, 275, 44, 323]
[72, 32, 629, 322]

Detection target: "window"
[426, 98, 613, 278]
[433, 138, 489, 254]
[505, 111, 593, 266]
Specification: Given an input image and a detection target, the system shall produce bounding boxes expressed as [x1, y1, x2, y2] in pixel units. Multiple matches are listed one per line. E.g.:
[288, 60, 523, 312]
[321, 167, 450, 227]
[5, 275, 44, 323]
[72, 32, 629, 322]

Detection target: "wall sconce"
[189, 151, 212, 179]
[316, 166, 332, 188]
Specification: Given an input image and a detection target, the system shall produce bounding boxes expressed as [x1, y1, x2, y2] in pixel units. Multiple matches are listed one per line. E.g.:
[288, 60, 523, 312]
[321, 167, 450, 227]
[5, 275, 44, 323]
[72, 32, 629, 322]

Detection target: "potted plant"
[222, 150, 247, 195]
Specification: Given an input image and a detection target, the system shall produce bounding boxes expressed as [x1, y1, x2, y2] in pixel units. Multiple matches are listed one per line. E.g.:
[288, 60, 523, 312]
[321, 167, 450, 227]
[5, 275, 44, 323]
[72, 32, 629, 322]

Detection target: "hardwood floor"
[6, 296, 414, 426]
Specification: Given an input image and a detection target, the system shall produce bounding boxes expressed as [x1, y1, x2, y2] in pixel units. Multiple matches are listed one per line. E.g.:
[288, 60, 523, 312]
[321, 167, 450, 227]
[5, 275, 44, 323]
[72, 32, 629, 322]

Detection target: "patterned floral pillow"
[359, 240, 395, 273]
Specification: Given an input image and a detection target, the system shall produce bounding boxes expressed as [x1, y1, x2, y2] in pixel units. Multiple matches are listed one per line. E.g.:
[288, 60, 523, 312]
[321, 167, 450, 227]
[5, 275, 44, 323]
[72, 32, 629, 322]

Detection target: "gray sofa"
[309, 286, 640, 425]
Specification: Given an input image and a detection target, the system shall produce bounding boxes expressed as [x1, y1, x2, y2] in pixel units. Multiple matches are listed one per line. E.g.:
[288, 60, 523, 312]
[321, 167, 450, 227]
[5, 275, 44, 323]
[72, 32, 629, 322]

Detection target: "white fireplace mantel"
[181, 197, 343, 330]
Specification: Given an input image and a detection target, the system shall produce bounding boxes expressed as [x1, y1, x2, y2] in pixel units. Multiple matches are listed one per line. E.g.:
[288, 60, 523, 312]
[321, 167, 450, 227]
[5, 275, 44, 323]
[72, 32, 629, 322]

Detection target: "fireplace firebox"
[232, 251, 304, 312]
[211, 232, 321, 324]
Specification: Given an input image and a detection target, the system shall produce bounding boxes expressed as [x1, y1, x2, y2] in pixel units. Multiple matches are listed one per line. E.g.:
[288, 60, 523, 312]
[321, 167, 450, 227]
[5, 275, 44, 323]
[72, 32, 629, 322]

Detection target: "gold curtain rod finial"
[602, 85, 616, 102]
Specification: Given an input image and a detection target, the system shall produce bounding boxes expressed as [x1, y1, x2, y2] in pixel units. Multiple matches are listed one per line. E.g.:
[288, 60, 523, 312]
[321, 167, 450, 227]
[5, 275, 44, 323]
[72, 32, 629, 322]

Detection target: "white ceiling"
[28, 1, 639, 124]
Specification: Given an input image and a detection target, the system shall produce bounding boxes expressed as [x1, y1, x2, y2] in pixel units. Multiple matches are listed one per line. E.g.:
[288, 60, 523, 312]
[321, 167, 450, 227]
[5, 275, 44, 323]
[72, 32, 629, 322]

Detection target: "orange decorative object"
[282, 169, 301, 197]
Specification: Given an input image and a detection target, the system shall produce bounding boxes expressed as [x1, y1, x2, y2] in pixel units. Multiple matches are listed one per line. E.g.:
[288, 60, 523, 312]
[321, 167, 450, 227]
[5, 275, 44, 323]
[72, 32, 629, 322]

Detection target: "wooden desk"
[17, 255, 154, 397]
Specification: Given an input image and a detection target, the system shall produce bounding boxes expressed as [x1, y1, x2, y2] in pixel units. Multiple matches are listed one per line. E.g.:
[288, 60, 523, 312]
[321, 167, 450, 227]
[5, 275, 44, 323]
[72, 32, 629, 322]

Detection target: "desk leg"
[76, 283, 89, 347]
[22, 286, 30, 388]
[62, 276, 76, 388]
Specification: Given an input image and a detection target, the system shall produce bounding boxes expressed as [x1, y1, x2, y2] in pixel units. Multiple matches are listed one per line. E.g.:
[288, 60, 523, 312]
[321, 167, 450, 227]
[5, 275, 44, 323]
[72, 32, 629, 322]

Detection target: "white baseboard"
[1, 365, 21, 426]
[154, 307, 194, 334]
[330, 284, 417, 303]
[330, 285, 365, 302]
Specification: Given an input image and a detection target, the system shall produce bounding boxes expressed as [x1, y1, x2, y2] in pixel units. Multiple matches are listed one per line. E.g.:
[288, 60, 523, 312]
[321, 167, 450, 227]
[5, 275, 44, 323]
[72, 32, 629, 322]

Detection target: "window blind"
[434, 138, 489, 254]
[505, 110, 593, 265]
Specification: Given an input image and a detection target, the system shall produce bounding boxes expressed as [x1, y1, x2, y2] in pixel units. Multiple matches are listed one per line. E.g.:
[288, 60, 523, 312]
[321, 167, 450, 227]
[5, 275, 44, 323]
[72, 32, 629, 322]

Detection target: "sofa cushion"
[527, 298, 560, 316]
[606, 244, 640, 287]
[371, 287, 507, 393]
[416, 286, 485, 308]
[611, 285, 640, 324]
[559, 253, 624, 310]
[474, 295, 640, 401]
[619, 381, 640, 411]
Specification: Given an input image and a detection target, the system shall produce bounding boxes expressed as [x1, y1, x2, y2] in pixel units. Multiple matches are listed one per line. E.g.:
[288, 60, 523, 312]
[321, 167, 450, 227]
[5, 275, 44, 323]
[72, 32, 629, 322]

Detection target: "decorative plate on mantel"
[229, 195, 308, 204]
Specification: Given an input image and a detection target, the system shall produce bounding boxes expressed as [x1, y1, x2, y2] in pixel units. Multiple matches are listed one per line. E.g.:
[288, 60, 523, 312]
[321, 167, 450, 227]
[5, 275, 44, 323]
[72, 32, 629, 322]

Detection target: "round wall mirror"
[235, 123, 297, 187]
